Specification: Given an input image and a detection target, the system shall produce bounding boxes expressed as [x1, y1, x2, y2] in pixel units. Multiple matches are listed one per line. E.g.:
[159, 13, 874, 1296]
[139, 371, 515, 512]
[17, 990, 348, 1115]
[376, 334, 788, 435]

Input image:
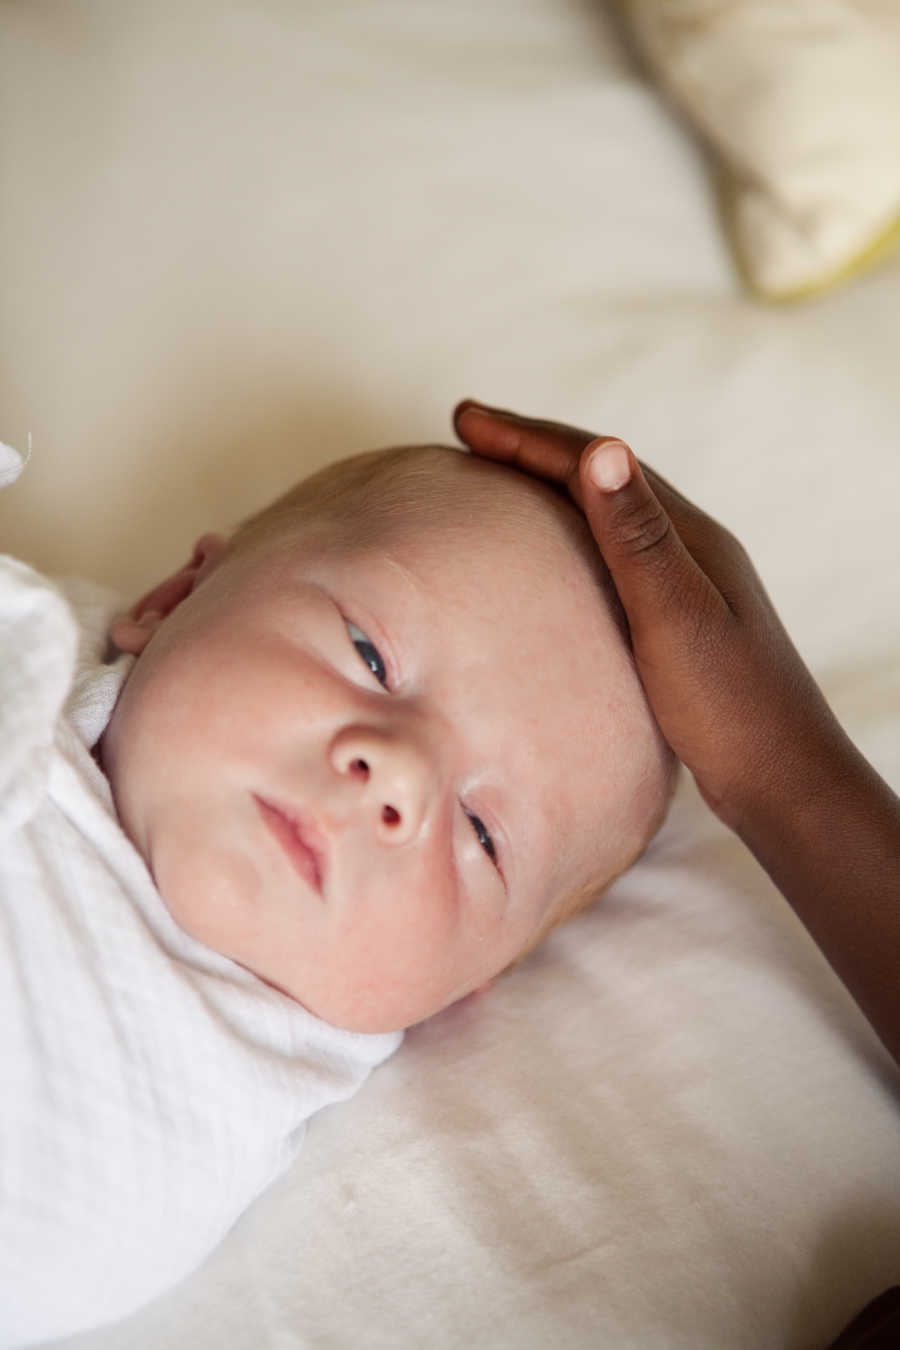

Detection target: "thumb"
[579, 441, 722, 650]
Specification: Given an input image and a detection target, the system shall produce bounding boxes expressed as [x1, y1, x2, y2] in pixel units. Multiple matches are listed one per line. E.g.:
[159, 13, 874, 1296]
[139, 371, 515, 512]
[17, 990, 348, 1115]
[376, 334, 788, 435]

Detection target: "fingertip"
[453, 398, 490, 435]
[452, 397, 476, 426]
[454, 403, 522, 455]
[585, 439, 633, 493]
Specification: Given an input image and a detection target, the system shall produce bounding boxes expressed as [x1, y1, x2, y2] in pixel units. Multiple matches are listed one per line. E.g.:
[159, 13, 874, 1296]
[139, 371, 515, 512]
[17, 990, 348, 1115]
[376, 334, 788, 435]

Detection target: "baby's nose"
[329, 726, 435, 846]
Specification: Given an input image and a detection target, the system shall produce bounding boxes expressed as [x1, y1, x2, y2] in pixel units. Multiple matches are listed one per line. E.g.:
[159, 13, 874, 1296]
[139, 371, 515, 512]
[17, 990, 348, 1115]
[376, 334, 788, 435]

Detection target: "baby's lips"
[254, 795, 328, 897]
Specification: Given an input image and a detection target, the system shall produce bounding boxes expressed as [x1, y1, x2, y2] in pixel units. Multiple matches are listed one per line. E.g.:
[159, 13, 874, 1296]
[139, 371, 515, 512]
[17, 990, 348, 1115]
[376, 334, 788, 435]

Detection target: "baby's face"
[101, 451, 660, 1032]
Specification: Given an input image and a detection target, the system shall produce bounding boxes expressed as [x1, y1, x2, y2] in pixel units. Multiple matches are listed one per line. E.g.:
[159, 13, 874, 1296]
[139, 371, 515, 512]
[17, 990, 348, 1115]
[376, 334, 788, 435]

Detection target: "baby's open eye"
[346, 619, 388, 689]
[464, 807, 498, 867]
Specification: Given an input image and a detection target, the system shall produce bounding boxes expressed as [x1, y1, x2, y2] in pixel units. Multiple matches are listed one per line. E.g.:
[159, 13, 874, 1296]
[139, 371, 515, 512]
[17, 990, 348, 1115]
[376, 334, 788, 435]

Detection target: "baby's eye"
[346, 619, 388, 689]
[464, 807, 498, 867]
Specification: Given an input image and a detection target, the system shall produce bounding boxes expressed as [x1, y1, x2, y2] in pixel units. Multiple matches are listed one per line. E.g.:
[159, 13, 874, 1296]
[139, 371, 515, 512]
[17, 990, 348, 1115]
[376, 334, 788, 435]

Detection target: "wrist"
[720, 708, 860, 846]
[726, 713, 900, 1066]
[732, 720, 898, 884]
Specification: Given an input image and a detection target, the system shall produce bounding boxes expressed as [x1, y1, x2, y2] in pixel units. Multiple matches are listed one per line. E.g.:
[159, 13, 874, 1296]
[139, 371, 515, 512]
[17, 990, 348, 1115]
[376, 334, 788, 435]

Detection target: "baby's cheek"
[150, 809, 264, 954]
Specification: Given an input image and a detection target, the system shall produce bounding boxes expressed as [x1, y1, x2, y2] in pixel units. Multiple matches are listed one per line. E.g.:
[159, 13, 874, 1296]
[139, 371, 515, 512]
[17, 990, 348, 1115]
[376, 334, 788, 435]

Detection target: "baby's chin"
[259, 957, 487, 1035]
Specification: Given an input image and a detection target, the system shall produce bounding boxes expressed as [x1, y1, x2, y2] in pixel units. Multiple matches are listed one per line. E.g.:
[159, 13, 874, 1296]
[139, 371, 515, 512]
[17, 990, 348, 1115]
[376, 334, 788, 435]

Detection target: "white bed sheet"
[1, 3, 898, 1347]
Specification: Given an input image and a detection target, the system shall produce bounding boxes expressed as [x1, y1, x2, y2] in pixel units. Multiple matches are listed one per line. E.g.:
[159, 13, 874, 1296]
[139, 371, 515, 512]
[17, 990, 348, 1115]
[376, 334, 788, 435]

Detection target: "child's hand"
[454, 399, 900, 1066]
[452, 399, 844, 831]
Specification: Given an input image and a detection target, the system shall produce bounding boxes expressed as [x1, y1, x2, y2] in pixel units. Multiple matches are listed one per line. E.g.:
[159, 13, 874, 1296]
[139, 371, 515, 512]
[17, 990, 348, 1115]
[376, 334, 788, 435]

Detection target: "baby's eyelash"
[464, 807, 498, 868]
[346, 620, 388, 689]
[344, 616, 502, 878]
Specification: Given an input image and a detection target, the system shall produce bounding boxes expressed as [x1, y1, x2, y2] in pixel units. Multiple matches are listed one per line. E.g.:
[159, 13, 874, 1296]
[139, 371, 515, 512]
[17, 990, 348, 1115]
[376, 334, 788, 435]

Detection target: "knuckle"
[717, 522, 748, 564]
[610, 493, 672, 559]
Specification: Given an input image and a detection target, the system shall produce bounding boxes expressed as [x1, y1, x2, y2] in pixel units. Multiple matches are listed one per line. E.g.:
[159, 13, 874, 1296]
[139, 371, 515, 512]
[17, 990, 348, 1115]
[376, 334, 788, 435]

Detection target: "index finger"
[453, 399, 699, 519]
[453, 399, 602, 509]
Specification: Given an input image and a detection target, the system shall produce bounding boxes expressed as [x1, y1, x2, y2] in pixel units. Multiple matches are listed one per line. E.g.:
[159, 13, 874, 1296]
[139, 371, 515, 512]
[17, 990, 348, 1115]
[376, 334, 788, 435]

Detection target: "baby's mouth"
[253, 795, 325, 896]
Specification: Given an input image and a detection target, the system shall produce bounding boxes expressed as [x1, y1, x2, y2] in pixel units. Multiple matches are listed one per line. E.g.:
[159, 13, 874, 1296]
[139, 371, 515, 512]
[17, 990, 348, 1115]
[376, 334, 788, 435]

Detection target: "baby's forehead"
[342, 446, 602, 575]
[269, 446, 625, 678]
[238, 444, 597, 580]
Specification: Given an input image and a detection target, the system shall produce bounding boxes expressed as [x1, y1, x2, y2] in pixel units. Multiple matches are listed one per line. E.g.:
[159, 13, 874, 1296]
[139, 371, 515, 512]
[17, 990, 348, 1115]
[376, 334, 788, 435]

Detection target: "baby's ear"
[109, 533, 227, 655]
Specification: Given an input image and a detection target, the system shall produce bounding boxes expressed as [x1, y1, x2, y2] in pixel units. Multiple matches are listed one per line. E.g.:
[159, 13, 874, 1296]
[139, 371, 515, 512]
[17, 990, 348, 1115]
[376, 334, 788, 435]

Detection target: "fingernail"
[587, 441, 631, 492]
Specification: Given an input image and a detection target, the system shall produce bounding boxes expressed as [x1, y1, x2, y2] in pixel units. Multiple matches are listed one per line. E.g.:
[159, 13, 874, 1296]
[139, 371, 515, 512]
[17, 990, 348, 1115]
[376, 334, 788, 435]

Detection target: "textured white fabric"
[0, 442, 25, 489]
[1, 3, 899, 1348]
[0, 558, 401, 1348]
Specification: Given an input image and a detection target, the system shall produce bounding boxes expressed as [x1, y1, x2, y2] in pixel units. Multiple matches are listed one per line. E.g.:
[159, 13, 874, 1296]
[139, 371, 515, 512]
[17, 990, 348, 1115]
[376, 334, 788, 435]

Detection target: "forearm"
[735, 730, 900, 1066]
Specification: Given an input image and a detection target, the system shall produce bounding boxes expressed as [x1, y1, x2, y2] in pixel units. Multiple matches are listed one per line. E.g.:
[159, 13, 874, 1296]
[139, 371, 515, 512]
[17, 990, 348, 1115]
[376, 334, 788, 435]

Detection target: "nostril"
[349, 757, 369, 780]
[381, 804, 401, 826]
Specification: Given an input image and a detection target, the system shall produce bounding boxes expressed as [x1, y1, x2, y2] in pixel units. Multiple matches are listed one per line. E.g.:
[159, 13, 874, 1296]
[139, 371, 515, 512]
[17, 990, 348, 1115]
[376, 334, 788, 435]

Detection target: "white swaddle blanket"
[0, 544, 401, 1348]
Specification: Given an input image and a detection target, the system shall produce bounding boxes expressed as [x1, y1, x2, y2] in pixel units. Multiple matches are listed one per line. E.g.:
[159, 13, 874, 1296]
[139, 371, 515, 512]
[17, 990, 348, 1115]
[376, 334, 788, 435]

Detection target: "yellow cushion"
[622, 0, 900, 300]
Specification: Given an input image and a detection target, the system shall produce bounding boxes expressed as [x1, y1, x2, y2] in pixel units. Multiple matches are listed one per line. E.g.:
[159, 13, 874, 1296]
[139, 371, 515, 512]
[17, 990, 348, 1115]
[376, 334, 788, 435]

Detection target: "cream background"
[2, 3, 899, 1347]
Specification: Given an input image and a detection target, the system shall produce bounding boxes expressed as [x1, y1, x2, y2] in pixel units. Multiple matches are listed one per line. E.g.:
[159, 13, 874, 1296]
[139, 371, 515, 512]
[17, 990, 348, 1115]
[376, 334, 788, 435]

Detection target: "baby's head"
[100, 445, 676, 1032]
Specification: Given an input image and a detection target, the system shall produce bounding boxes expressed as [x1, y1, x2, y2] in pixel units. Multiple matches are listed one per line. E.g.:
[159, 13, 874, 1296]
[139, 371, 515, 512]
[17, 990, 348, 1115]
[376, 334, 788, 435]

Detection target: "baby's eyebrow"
[380, 555, 424, 605]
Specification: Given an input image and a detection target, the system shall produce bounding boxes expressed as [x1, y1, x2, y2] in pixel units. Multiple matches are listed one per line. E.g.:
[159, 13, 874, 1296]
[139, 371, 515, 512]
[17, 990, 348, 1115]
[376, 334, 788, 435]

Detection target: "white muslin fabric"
[0, 555, 402, 1348]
